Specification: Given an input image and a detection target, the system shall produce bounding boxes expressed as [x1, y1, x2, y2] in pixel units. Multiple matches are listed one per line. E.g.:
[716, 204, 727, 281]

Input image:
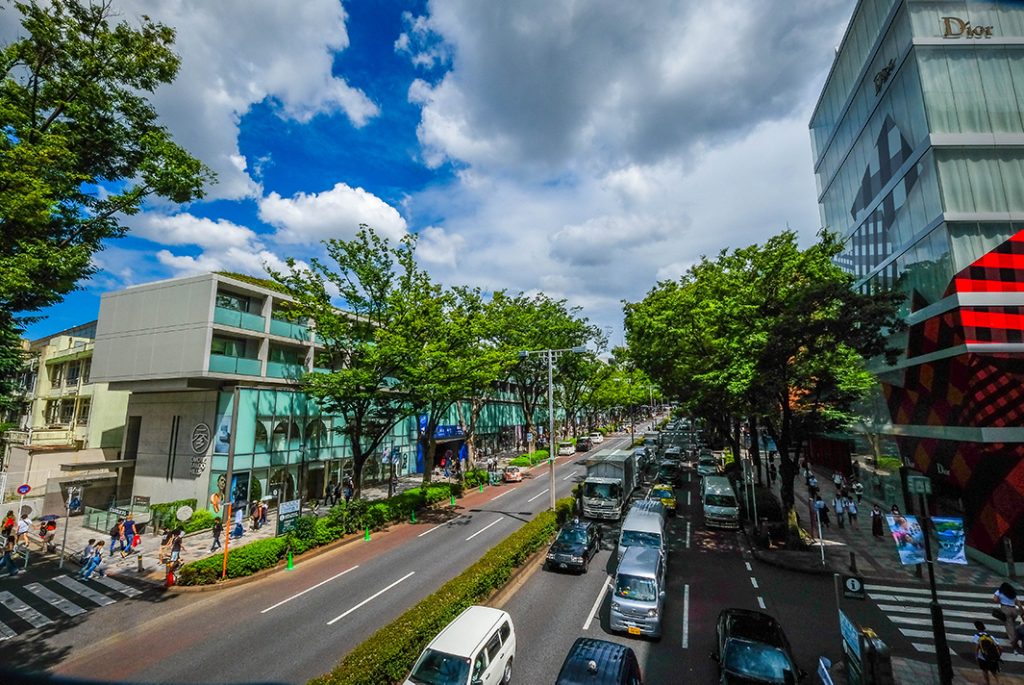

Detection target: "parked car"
[555, 637, 644, 685]
[649, 483, 677, 516]
[576, 436, 594, 452]
[558, 440, 577, 456]
[589, 431, 605, 444]
[545, 519, 600, 573]
[405, 605, 516, 685]
[656, 460, 683, 487]
[502, 466, 523, 483]
[712, 608, 804, 684]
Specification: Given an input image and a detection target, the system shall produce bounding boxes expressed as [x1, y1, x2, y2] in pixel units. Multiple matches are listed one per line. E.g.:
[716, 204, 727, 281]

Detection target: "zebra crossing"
[867, 582, 1024, 665]
[0, 573, 144, 640]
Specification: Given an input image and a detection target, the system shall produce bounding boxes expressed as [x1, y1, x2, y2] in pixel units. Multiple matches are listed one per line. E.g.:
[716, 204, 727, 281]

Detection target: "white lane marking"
[25, 583, 85, 616]
[890, 615, 977, 631]
[757, 596, 766, 609]
[466, 518, 504, 541]
[0, 619, 15, 640]
[681, 584, 690, 649]
[418, 519, 459, 538]
[489, 490, 512, 501]
[745, 562, 752, 571]
[750, 577, 759, 589]
[562, 472, 576, 481]
[911, 643, 960, 657]
[865, 584, 998, 600]
[868, 593, 992, 609]
[53, 575, 115, 606]
[0, 591, 53, 628]
[877, 604, 983, 620]
[527, 488, 549, 503]
[92, 575, 142, 598]
[327, 571, 416, 625]
[583, 578, 611, 630]
[261, 565, 359, 614]
[685, 521, 691, 548]
[687, 492, 691, 506]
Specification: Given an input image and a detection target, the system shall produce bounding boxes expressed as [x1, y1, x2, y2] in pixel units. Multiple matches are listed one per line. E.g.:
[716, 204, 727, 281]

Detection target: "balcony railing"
[266, 361, 306, 379]
[2, 428, 81, 448]
[213, 306, 266, 333]
[208, 354, 262, 376]
[270, 318, 309, 341]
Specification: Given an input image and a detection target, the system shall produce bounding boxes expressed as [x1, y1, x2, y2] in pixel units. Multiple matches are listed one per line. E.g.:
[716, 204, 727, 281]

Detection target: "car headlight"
[611, 601, 622, 613]
[570, 555, 583, 563]
[647, 608, 659, 618]
[547, 553, 556, 560]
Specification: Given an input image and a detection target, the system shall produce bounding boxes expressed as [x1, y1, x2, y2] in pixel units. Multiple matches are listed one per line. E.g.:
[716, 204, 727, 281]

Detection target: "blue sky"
[15, 0, 857, 342]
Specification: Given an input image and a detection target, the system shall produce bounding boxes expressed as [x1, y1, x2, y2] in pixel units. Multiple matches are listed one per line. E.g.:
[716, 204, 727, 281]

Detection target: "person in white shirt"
[15, 514, 30, 546]
[994, 582, 1021, 646]
[845, 498, 859, 528]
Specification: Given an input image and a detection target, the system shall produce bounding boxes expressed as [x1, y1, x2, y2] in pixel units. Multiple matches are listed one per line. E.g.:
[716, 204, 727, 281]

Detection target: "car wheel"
[581, 558, 589, 574]
[501, 659, 512, 685]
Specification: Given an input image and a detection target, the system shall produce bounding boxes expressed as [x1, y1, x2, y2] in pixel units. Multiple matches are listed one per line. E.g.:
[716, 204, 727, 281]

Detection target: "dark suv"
[545, 519, 600, 573]
[576, 436, 594, 452]
[712, 608, 804, 684]
[556, 637, 643, 685]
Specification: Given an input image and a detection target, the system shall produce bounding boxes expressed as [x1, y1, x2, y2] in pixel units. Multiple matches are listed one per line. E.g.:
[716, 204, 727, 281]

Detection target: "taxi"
[648, 483, 677, 516]
[503, 466, 524, 483]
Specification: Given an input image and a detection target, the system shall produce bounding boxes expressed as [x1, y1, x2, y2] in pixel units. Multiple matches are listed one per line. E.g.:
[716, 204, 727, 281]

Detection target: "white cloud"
[155, 247, 294, 278]
[130, 214, 259, 251]
[416, 227, 466, 268]
[259, 183, 408, 244]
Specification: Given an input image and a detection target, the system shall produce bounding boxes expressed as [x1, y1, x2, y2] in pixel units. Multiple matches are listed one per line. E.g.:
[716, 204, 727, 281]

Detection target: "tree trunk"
[350, 445, 366, 500]
[749, 416, 762, 486]
[420, 418, 438, 486]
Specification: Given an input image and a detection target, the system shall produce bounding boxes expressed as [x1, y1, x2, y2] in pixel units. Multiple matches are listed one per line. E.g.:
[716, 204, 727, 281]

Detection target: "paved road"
[1, 437, 630, 684]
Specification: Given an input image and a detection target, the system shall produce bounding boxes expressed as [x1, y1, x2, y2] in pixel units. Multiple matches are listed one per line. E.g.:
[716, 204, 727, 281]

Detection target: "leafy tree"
[0, 0, 212, 402]
[270, 227, 427, 499]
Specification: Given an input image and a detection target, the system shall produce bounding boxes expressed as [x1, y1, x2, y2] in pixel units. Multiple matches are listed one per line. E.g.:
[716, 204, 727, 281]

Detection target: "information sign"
[277, 498, 301, 535]
[842, 574, 866, 599]
[839, 610, 862, 662]
[907, 475, 932, 495]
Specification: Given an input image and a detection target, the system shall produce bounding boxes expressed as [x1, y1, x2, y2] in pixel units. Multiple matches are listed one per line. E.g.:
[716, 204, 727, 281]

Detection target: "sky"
[11, 0, 856, 342]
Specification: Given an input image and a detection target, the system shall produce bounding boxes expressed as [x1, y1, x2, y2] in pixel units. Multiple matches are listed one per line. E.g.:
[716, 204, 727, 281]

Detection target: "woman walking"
[846, 498, 859, 529]
[1, 510, 14, 538]
[871, 505, 884, 538]
[2, 535, 19, 577]
[993, 582, 1021, 646]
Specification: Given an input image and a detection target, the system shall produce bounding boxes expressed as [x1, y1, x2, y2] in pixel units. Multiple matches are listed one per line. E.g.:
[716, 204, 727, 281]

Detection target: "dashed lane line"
[326, 572, 416, 625]
[466, 518, 504, 541]
[583, 578, 611, 631]
[261, 565, 359, 614]
[681, 584, 690, 649]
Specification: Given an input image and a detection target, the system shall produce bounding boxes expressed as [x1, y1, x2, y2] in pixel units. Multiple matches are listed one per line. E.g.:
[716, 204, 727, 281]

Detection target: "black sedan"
[712, 609, 804, 684]
[576, 436, 594, 452]
[656, 460, 684, 487]
[545, 520, 600, 573]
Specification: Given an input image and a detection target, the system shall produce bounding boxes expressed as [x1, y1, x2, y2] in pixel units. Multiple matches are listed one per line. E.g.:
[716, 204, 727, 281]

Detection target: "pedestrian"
[169, 529, 185, 569]
[109, 517, 124, 555]
[768, 462, 777, 485]
[38, 519, 56, 553]
[852, 479, 864, 504]
[846, 498, 859, 528]
[832, 471, 843, 489]
[832, 494, 845, 528]
[78, 545, 103, 580]
[814, 495, 830, 530]
[259, 501, 267, 528]
[808, 475, 819, 498]
[993, 582, 1021, 646]
[1012, 617, 1024, 655]
[343, 477, 353, 504]
[2, 535, 18, 577]
[15, 513, 30, 546]
[327, 479, 337, 506]
[231, 505, 245, 539]
[250, 501, 260, 531]
[871, 505, 884, 538]
[1, 510, 14, 538]
[210, 517, 223, 552]
[158, 527, 173, 563]
[121, 514, 137, 557]
[891, 504, 901, 516]
[973, 620, 1003, 683]
[79, 538, 97, 565]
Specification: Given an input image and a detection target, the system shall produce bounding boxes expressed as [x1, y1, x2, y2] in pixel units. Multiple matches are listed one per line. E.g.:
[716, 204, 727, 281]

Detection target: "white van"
[617, 501, 666, 561]
[702, 475, 740, 530]
[405, 605, 516, 685]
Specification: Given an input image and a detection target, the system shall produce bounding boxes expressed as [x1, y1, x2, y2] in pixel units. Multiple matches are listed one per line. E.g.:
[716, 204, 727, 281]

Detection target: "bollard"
[410, 510, 416, 523]
[137, 555, 144, 573]
[479, 483, 484, 493]
[287, 551, 294, 570]
[165, 565, 175, 588]
[364, 527, 371, 541]
[914, 562, 923, 578]
[450, 495, 456, 507]
[849, 551, 858, 574]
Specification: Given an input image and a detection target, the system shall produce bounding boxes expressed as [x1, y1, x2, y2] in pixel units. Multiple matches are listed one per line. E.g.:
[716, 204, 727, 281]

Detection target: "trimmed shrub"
[463, 469, 488, 488]
[180, 509, 218, 534]
[311, 498, 573, 685]
[508, 456, 530, 467]
[177, 537, 288, 585]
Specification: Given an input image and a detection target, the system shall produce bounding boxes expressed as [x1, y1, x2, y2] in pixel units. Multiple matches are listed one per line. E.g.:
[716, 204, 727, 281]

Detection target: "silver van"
[617, 501, 665, 561]
[702, 475, 740, 530]
[609, 546, 666, 639]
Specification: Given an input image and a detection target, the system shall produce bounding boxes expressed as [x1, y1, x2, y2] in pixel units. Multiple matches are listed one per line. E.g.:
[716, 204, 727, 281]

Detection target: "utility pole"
[909, 475, 952, 685]
[547, 350, 556, 512]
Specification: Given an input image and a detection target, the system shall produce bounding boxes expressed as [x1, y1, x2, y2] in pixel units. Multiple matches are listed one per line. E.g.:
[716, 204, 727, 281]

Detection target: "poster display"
[886, 514, 925, 566]
[932, 517, 967, 565]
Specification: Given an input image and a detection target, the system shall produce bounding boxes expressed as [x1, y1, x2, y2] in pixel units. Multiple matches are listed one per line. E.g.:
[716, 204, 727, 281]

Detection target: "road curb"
[741, 527, 837, 576]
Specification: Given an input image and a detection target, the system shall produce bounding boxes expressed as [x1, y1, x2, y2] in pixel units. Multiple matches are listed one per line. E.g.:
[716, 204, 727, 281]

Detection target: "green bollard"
[411, 509, 417, 523]
[364, 527, 371, 541]
[450, 495, 456, 507]
[479, 483, 484, 493]
[287, 551, 294, 570]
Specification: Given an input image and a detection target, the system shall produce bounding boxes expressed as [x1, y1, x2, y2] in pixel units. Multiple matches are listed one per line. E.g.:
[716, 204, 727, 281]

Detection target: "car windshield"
[558, 528, 588, 545]
[409, 649, 471, 685]
[699, 458, 716, 466]
[584, 482, 621, 499]
[652, 488, 673, 499]
[620, 530, 661, 549]
[706, 494, 736, 507]
[722, 640, 793, 683]
[504, 467, 518, 474]
[615, 574, 657, 601]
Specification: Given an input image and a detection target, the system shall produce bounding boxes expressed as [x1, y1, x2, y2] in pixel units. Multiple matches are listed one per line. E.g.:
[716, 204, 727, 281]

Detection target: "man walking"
[832, 494, 845, 528]
[973, 620, 1003, 683]
[121, 514, 137, 557]
[2, 535, 19, 577]
[210, 517, 223, 552]
[109, 517, 124, 555]
[169, 529, 185, 570]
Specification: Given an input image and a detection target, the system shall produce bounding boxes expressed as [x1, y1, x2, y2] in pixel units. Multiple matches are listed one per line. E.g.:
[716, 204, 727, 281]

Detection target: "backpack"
[978, 632, 1002, 662]
[109, 523, 120, 538]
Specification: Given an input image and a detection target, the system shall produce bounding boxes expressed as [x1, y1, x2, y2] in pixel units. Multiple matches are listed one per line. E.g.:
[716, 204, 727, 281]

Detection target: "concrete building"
[810, 0, 1024, 560]
[2, 322, 131, 515]
[92, 273, 528, 514]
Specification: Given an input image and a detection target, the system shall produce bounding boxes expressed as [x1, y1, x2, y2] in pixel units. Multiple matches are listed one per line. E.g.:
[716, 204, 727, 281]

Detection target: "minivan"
[617, 501, 665, 561]
[405, 605, 516, 685]
[609, 547, 666, 639]
[702, 475, 740, 530]
[555, 637, 644, 685]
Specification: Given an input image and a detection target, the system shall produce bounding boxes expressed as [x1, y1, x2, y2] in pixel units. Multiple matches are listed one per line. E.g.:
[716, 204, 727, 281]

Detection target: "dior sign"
[941, 16, 993, 39]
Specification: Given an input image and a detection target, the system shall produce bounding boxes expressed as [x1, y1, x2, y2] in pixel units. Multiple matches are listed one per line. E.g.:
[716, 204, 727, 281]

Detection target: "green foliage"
[311, 502, 571, 685]
[180, 509, 217, 534]
[177, 537, 287, 586]
[555, 496, 577, 524]
[463, 469, 488, 488]
[509, 449, 549, 467]
[508, 456, 530, 467]
[149, 499, 197, 529]
[874, 455, 902, 473]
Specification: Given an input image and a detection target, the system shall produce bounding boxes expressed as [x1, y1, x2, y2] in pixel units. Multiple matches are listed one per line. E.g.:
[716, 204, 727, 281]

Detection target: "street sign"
[907, 475, 932, 495]
[16, 484, 30, 495]
[843, 574, 867, 599]
[526, 432, 533, 442]
[277, 498, 301, 535]
[132, 495, 151, 508]
[839, 610, 862, 662]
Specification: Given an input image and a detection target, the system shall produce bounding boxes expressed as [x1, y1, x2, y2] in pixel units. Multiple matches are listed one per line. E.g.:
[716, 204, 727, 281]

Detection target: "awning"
[60, 460, 136, 472]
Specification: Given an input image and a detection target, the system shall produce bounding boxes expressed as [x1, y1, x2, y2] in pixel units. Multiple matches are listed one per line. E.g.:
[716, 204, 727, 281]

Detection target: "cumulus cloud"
[129, 214, 259, 251]
[259, 183, 408, 244]
[155, 247, 294, 277]
[416, 227, 466, 268]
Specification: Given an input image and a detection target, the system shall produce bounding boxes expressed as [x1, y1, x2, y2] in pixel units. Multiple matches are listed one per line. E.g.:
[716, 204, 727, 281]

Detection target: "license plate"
[559, 563, 567, 569]
[627, 626, 641, 635]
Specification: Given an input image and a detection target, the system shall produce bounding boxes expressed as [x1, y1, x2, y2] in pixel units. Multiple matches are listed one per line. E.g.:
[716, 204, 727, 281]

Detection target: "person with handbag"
[993, 582, 1021, 646]
[974, 620, 1003, 683]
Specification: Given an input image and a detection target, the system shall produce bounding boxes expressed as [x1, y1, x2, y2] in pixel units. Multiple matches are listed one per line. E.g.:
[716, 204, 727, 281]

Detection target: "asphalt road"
[2, 437, 631, 685]
[503, 465, 848, 684]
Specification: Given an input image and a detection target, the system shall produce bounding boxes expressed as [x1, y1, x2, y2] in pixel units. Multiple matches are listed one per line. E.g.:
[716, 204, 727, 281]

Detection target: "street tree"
[0, 0, 212, 403]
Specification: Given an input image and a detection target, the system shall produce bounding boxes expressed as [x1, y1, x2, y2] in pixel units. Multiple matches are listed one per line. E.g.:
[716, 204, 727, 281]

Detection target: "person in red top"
[1, 510, 14, 538]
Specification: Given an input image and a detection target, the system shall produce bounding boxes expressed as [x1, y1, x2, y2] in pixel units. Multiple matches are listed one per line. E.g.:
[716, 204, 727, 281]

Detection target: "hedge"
[508, 449, 550, 467]
[311, 497, 574, 685]
[177, 483, 457, 586]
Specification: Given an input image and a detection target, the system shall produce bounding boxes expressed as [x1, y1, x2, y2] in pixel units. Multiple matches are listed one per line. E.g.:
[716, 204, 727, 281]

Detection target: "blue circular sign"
[16, 484, 30, 495]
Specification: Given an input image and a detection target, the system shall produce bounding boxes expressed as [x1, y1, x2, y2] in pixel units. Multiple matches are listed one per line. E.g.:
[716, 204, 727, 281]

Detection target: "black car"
[711, 609, 804, 684]
[656, 460, 683, 487]
[555, 637, 643, 685]
[545, 519, 600, 573]
[576, 436, 594, 452]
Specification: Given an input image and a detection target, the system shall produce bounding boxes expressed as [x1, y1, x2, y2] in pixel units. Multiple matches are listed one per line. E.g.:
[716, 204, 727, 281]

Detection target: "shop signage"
[191, 423, 211, 454]
[942, 17, 993, 39]
[189, 454, 208, 478]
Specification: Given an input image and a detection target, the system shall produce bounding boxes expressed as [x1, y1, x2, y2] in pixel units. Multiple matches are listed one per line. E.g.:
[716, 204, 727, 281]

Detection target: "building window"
[76, 398, 91, 426]
[45, 400, 60, 425]
[50, 364, 64, 388]
[66, 361, 80, 387]
[59, 399, 75, 425]
[81, 359, 91, 384]
[211, 335, 247, 358]
[216, 292, 251, 312]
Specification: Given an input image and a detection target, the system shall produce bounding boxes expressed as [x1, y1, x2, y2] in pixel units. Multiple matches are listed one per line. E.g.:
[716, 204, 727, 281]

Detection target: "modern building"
[2, 322, 131, 514]
[810, 0, 1024, 560]
[91, 273, 529, 513]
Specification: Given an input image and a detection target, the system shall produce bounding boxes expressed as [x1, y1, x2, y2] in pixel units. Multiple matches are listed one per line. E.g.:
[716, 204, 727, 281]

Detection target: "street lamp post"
[519, 345, 587, 511]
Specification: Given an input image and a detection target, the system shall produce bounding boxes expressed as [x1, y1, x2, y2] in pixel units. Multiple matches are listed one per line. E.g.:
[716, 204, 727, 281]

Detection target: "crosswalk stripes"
[865, 583, 1024, 665]
[0, 573, 146, 641]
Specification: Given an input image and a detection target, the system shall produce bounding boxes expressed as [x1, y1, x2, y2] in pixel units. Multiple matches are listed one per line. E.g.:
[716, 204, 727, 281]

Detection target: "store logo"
[191, 423, 211, 454]
[942, 17, 993, 39]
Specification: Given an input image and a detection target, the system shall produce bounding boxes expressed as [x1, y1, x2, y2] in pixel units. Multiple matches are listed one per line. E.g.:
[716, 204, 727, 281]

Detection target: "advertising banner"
[932, 517, 967, 565]
[886, 514, 925, 566]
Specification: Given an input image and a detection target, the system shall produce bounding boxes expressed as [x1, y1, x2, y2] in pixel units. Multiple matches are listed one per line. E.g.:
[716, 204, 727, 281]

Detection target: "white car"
[589, 431, 604, 444]
[406, 606, 515, 685]
[558, 441, 576, 456]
